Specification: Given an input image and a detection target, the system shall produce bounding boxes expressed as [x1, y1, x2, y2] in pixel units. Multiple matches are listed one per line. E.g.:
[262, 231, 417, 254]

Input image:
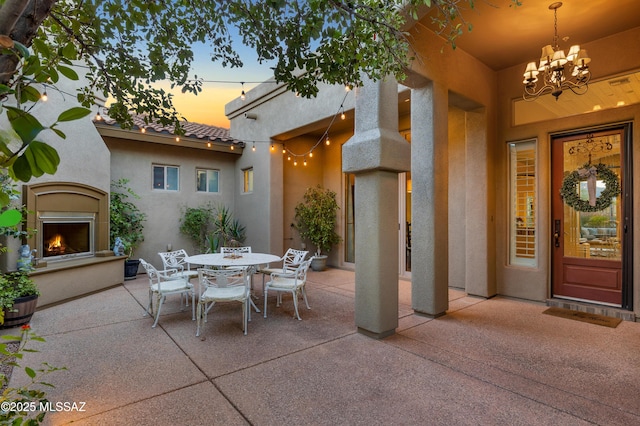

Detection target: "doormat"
[543, 307, 622, 328]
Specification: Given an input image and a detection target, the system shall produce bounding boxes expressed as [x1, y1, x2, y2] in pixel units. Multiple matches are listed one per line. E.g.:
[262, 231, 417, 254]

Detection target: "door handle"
[554, 219, 561, 248]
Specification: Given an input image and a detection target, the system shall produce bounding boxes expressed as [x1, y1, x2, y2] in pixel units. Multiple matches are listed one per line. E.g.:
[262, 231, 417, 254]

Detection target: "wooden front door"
[551, 129, 625, 306]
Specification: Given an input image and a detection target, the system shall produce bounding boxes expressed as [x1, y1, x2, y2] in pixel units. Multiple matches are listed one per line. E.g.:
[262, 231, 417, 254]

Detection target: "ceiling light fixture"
[523, 2, 591, 101]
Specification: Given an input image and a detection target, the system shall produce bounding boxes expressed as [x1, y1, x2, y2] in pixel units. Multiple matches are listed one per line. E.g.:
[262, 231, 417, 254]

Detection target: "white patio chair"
[196, 267, 251, 337]
[263, 258, 312, 320]
[158, 249, 199, 280]
[258, 248, 308, 291]
[139, 258, 195, 328]
[220, 246, 258, 301]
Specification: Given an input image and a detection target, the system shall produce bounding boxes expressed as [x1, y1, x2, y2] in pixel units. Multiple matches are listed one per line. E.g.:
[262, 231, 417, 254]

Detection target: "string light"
[175, 136, 180, 142]
[230, 144, 234, 150]
[340, 108, 345, 120]
[309, 151, 313, 158]
[240, 82, 246, 101]
[282, 146, 286, 154]
[141, 127, 146, 133]
[252, 143, 256, 152]
[207, 142, 211, 148]
[41, 89, 48, 102]
[325, 135, 330, 146]
[294, 159, 298, 166]
[303, 158, 307, 166]
[270, 144, 275, 151]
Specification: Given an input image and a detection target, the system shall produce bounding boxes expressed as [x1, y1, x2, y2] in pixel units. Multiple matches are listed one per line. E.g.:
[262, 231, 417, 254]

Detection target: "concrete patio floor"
[7, 267, 640, 425]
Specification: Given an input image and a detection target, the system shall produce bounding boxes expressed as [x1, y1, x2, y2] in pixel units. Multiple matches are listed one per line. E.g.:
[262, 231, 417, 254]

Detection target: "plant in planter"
[180, 203, 246, 253]
[0, 270, 40, 328]
[110, 179, 146, 279]
[294, 185, 341, 271]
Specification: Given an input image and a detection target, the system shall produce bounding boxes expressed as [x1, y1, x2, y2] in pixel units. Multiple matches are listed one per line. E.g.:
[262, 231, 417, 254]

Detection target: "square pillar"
[410, 82, 449, 317]
[343, 76, 410, 338]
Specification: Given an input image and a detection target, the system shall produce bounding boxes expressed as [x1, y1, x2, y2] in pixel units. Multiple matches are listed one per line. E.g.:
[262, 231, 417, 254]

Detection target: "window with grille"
[153, 165, 179, 191]
[196, 169, 219, 193]
[509, 140, 536, 266]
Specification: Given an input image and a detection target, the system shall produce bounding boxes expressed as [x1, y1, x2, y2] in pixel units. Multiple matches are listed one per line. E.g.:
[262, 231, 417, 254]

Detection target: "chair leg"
[263, 288, 268, 318]
[196, 302, 203, 337]
[191, 291, 196, 321]
[152, 295, 165, 328]
[243, 300, 248, 335]
[301, 286, 310, 309]
[292, 290, 301, 320]
[146, 289, 153, 317]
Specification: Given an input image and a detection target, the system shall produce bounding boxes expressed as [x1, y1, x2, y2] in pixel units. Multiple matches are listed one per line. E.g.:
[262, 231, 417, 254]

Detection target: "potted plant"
[0, 270, 39, 328]
[294, 185, 342, 271]
[110, 179, 146, 279]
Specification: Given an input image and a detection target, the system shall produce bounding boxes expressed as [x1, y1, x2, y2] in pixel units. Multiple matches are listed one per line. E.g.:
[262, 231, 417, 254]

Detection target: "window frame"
[242, 167, 254, 194]
[196, 168, 220, 193]
[508, 139, 537, 267]
[152, 164, 180, 191]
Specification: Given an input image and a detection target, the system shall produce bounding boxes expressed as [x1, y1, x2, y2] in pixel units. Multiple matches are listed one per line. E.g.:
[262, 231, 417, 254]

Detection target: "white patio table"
[185, 252, 281, 269]
[185, 252, 282, 313]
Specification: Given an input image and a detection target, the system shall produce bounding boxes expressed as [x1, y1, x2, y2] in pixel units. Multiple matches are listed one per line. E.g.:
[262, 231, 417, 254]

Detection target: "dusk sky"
[164, 39, 276, 129]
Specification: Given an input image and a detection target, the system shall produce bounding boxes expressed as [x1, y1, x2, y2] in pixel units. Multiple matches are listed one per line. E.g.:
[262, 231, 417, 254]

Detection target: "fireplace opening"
[38, 212, 95, 261]
[43, 223, 91, 258]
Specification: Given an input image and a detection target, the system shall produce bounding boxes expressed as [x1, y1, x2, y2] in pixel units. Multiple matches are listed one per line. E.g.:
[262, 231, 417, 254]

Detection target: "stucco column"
[410, 82, 449, 317]
[342, 77, 410, 338]
[464, 110, 496, 297]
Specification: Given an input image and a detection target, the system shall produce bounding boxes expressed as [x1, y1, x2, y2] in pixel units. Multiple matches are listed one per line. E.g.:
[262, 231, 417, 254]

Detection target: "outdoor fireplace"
[40, 213, 95, 260]
[23, 182, 110, 265]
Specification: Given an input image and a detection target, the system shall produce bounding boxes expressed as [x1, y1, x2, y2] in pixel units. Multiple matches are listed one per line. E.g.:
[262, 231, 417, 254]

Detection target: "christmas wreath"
[560, 163, 621, 212]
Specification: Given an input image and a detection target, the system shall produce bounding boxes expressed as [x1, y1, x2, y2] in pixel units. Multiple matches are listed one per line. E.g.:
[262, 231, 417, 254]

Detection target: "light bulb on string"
[240, 82, 246, 101]
[94, 110, 103, 121]
[270, 144, 275, 152]
[141, 127, 146, 134]
[252, 143, 256, 152]
[309, 151, 313, 158]
[345, 84, 352, 92]
[303, 158, 307, 166]
[207, 142, 211, 148]
[41, 89, 48, 102]
[175, 137, 180, 142]
[282, 146, 286, 154]
[287, 155, 291, 161]
[294, 159, 298, 166]
[325, 135, 330, 146]
[230, 144, 234, 150]
[340, 108, 345, 120]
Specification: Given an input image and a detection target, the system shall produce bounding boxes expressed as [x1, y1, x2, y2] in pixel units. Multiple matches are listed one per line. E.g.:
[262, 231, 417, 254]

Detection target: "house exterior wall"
[227, 83, 355, 265]
[496, 27, 640, 318]
[104, 137, 240, 269]
[1, 76, 111, 271]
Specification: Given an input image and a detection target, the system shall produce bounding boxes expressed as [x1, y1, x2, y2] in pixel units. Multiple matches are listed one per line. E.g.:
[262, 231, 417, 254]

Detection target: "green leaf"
[0, 209, 22, 227]
[5, 106, 45, 144]
[25, 366, 36, 378]
[11, 154, 33, 182]
[57, 65, 79, 80]
[57, 107, 91, 122]
[27, 141, 60, 175]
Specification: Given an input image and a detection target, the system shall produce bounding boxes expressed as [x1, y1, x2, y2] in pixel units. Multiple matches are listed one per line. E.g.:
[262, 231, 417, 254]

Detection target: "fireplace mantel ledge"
[29, 252, 122, 276]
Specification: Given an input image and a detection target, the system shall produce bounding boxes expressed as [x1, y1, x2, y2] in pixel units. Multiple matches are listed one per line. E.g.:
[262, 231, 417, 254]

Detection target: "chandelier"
[522, 2, 591, 101]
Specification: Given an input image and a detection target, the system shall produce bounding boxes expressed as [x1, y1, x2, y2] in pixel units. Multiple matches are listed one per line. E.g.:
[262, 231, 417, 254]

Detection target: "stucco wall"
[105, 138, 240, 269]
[1, 76, 111, 271]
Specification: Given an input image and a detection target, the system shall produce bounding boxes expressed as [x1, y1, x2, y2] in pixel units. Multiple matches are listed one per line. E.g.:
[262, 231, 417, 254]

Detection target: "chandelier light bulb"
[522, 2, 591, 102]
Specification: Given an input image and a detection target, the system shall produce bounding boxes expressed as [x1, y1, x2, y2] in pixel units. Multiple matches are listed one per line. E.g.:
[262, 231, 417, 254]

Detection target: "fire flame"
[47, 235, 64, 251]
